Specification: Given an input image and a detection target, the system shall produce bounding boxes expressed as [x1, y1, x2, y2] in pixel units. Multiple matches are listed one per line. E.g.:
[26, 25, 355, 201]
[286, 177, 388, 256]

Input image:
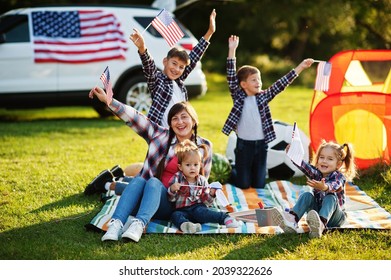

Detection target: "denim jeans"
[112, 176, 174, 226]
[171, 204, 228, 229]
[232, 138, 268, 189]
[292, 191, 346, 227]
[114, 176, 133, 195]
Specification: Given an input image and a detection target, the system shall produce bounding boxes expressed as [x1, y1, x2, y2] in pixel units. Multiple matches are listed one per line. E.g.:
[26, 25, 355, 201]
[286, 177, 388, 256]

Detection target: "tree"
[1, 0, 389, 79]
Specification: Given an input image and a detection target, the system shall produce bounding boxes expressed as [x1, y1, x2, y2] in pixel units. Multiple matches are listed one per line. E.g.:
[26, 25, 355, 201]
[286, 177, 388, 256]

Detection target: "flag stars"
[32, 11, 81, 38]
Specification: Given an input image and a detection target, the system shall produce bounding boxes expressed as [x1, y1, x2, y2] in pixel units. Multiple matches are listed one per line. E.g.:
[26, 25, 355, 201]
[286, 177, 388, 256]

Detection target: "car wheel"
[117, 75, 151, 114]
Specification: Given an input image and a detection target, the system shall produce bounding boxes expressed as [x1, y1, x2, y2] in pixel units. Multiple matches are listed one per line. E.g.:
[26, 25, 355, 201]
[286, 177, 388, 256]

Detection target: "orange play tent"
[310, 50, 391, 169]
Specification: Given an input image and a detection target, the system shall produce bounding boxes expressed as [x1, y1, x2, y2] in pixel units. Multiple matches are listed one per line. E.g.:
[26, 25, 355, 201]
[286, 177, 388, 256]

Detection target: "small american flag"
[286, 122, 305, 166]
[151, 9, 184, 47]
[32, 10, 127, 63]
[314, 61, 332, 92]
[100, 66, 113, 105]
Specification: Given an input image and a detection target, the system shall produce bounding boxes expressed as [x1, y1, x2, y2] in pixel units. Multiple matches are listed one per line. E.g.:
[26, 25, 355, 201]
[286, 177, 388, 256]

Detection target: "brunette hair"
[237, 65, 260, 83]
[155, 102, 199, 179]
[167, 47, 190, 65]
[312, 140, 357, 181]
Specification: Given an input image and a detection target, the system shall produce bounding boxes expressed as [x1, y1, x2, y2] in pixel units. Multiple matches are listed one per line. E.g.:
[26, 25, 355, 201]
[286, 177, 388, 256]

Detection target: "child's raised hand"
[301, 58, 314, 68]
[227, 35, 239, 58]
[295, 58, 314, 74]
[204, 9, 216, 41]
[209, 9, 217, 33]
[129, 28, 146, 53]
[228, 35, 239, 49]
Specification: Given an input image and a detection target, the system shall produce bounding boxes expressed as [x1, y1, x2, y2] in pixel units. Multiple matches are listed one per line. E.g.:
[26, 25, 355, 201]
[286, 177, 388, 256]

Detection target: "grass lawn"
[0, 73, 390, 260]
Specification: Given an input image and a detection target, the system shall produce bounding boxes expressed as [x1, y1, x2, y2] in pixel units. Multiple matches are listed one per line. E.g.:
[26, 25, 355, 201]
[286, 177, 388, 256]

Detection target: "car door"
[0, 13, 57, 94]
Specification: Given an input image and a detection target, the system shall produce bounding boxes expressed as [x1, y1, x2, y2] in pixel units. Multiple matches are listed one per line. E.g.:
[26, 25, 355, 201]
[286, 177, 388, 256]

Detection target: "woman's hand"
[88, 86, 109, 104]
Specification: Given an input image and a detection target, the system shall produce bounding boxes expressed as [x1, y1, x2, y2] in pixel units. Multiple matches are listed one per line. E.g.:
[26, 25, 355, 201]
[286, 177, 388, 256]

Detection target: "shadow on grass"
[0, 106, 109, 122]
[0, 113, 124, 138]
[0, 192, 309, 260]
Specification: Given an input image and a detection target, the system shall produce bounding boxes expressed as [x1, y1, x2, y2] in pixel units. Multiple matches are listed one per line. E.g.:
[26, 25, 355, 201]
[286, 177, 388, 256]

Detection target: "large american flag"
[314, 61, 332, 92]
[100, 66, 113, 105]
[151, 9, 184, 47]
[31, 10, 128, 63]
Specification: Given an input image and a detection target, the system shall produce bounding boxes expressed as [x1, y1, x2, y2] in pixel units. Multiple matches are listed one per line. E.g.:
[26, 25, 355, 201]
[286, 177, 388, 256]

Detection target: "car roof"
[3, 5, 162, 16]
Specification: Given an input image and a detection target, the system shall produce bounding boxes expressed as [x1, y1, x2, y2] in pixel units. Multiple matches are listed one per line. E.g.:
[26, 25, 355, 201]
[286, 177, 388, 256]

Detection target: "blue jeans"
[171, 204, 228, 229]
[292, 191, 346, 227]
[114, 176, 133, 195]
[232, 138, 268, 189]
[111, 176, 174, 226]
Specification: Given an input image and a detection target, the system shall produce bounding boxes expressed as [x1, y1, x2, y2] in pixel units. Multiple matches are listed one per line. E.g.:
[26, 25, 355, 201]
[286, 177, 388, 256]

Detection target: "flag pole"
[134, 9, 164, 43]
[313, 59, 324, 63]
[140, 22, 152, 36]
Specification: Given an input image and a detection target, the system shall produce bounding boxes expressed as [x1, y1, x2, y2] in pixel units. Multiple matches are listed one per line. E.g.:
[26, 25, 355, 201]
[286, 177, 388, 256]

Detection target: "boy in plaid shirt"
[222, 35, 313, 189]
[167, 140, 238, 233]
[84, 10, 216, 196]
[130, 9, 216, 127]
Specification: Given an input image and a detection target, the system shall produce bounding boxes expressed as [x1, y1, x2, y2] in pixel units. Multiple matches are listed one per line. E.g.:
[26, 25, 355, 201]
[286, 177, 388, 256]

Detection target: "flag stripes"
[151, 9, 184, 47]
[32, 10, 128, 63]
[314, 61, 332, 92]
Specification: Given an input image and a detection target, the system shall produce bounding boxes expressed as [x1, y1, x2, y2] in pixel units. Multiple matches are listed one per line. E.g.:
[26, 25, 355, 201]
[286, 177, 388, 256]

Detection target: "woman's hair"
[167, 47, 190, 65]
[237, 65, 260, 83]
[155, 102, 199, 180]
[311, 140, 357, 181]
[174, 139, 208, 176]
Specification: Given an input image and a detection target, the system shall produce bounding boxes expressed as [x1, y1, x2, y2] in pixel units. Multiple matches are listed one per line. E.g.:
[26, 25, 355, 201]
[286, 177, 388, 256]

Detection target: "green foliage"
[1, 0, 389, 85]
[176, 0, 391, 75]
[0, 74, 390, 260]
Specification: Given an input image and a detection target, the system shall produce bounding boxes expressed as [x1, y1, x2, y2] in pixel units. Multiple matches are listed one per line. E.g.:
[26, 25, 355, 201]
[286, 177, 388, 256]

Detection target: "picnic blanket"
[85, 180, 391, 234]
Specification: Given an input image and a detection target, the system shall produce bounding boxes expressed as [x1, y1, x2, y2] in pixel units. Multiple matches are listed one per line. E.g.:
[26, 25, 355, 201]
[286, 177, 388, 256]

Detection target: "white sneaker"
[270, 208, 298, 233]
[224, 216, 239, 228]
[307, 210, 325, 238]
[180, 222, 202, 233]
[101, 219, 123, 242]
[121, 219, 144, 242]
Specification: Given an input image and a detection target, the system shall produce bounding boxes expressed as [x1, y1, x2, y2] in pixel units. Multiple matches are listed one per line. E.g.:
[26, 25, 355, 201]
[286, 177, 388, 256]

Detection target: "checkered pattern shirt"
[140, 37, 210, 125]
[222, 58, 298, 143]
[295, 160, 347, 207]
[108, 99, 212, 180]
[167, 172, 215, 208]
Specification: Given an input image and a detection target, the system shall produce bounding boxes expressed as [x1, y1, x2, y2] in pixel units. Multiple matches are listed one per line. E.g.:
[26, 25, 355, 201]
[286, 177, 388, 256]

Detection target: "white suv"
[0, 5, 207, 116]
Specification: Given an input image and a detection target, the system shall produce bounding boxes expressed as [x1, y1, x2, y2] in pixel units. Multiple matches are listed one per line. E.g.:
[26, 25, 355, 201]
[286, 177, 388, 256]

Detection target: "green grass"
[0, 73, 390, 260]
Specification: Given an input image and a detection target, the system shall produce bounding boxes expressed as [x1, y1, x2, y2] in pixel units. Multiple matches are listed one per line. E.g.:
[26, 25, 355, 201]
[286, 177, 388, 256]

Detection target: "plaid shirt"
[295, 160, 347, 208]
[167, 172, 215, 209]
[222, 58, 298, 143]
[108, 99, 212, 180]
[140, 37, 210, 125]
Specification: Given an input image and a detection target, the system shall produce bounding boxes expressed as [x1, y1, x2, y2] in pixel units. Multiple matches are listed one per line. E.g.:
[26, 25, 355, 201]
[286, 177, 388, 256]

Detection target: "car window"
[0, 15, 30, 43]
[133, 16, 190, 38]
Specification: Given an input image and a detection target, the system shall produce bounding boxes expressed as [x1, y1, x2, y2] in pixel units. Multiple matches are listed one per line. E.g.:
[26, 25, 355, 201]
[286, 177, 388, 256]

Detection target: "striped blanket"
[86, 180, 391, 234]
